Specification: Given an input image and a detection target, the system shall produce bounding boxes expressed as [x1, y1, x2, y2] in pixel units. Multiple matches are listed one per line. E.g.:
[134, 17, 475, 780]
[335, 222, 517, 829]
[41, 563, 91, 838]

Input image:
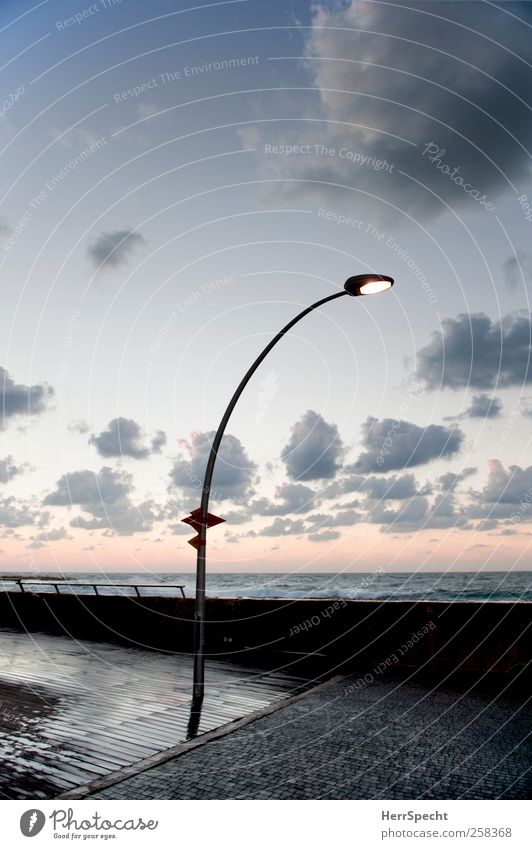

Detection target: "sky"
[0, 0, 532, 575]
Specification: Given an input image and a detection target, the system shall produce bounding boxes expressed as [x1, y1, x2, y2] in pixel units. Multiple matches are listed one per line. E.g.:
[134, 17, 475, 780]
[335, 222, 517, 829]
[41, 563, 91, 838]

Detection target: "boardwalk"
[0, 629, 307, 799]
[89, 674, 531, 800]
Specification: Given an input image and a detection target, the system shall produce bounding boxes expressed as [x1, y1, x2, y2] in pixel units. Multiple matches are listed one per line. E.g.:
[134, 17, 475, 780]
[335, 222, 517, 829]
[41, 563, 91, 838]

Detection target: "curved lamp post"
[186, 273, 394, 706]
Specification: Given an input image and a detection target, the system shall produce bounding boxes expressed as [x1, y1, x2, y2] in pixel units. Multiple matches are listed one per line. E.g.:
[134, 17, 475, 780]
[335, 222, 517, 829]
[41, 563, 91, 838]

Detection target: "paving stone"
[88, 676, 531, 800]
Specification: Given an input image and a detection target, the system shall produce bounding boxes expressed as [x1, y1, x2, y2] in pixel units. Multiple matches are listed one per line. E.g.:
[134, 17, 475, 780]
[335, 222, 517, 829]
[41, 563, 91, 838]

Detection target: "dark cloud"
[464, 394, 502, 418]
[0, 367, 53, 428]
[89, 418, 150, 459]
[245, 1, 532, 221]
[0, 456, 25, 484]
[361, 473, 420, 500]
[437, 467, 477, 493]
[44, 466, 155, 535]
[306, 509, 360, 533]
[253, 482, 319, 515]
[367, 490, 469, 533]
[150, 430, 167, 454]
[44, 466, 130, 506]
[416, 312, 532, 390]
[367, 496, 429, 530]
[502, 250, 532, 290]
[87, 229, 145, 270]
[0, 496, 40, 528]
[323, 472, 425, 500]
[471, 459, 532, 507]
[256, 517, 306, 537]
[308, 530, 341, 543]
[352, 416, 463, 473]
[170, 431, 257, 501]
[281, 410, 344, 481]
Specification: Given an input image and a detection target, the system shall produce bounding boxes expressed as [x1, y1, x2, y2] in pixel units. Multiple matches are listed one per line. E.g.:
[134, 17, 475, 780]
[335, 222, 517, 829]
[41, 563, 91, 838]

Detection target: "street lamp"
[183, 273, 394, 707]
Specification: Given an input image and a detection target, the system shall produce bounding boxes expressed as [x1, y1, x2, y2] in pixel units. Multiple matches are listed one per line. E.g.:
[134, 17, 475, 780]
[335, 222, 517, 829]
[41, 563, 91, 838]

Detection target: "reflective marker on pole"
[181, 509, 225, 548]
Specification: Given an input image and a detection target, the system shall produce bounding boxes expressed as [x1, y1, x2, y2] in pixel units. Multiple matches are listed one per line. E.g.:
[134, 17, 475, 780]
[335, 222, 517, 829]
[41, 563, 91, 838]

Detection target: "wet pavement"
[89, 673, 531, 800]
[0, 629, 307, 799]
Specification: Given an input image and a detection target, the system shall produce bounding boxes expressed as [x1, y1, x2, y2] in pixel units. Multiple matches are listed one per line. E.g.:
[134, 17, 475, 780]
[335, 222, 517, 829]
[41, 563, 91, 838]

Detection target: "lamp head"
[344, 274, 394, 296]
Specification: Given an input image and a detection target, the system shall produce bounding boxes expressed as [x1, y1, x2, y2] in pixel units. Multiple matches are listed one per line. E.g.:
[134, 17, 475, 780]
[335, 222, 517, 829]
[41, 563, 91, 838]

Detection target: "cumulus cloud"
[305, 509, 360, 533]
[502, 250, 532, 290]
[361, 473, 421, 500]
[170, 431, 257, 501]
[150, 430, 167, 454]
[416, 312, 532, 390]
[89, 418, 151, 459]
[68, 419, 90, 435]
[44, 466, 154, 535]
[352, 416, 463, 473]
[245, 1, 532, 220]
[367, 490, 469, 533]
[253, 482, 319, 515]
[464, 394, 502, 418]
[44, 466, 130, 506]
[0, 496, 40, 528]
[0, 456, 25, 484]
[254, 517, 306, 537]
[308, 530, 341, 543]
[472, 459, 532, 506]
[31, 527, 71, 542]
[465, 460, 532, 528]
[437, 467, 477, 493]
[282, 410, 344, 481]
[87, 229, 145, 270]
[0, 367, 53, 428]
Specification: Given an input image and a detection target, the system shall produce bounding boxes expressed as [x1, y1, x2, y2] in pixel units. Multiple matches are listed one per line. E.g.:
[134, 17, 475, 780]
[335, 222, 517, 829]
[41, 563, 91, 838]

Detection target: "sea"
[1, 571, 531, 602]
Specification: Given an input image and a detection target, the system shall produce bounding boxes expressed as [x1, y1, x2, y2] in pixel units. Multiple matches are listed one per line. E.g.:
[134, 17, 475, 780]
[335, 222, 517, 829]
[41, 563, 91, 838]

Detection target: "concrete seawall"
[0, 592, 529, 676]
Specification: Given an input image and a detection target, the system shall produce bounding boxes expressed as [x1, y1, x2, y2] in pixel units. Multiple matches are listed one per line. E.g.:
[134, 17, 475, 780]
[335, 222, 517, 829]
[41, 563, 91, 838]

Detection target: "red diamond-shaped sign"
[181, 509, 225, 549]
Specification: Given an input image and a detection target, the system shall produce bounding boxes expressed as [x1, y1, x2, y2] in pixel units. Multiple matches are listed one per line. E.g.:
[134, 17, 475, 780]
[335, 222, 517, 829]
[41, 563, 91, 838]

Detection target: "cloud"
[437, 467, 477, 493]
[244, 1, 532, 220]
[352, 416, 463, 473]
[462, 459, 532, 528]
[89, 418, 151, 459]
[281, 410, 344, 481]
[87, 229, 145, 270]
[170, 431, 257, 501]
[471, 459, 532, 507]
[464, 394, 502, 418]
[367, 490, 469, 532]
[415, 312, 532, 390]
[308, 530, 341, 543]
[306, 509, 360, 533]
[68, 419, 90, 435]
[31, 527, 71, 542]
[362, 473, 421, 500]
[253, 482, 319, 515]
[150, 430, 167, 454]
[323, 471, 425, 500]
[44, 466, 130, 506]
[502, 250, 532, 290]
[0, 496, 40, 528]
[255, 517, 306, 537]
[0, 367, 53, 428]
[44, 466, 154, 535]
[0, 456, 25, 484]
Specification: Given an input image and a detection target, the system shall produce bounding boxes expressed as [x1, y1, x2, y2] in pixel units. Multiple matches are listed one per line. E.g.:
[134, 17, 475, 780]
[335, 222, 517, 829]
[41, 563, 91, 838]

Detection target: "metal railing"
[9, 580, 186, 599]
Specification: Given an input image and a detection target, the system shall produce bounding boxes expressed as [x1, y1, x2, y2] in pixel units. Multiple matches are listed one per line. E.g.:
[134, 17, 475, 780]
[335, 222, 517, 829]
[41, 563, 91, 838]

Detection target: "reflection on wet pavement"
[0, 629, 306, 799]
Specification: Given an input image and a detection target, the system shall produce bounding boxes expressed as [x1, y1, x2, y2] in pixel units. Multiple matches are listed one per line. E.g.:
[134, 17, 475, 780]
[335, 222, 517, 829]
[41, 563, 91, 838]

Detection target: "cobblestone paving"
[90, 676, 531, 800]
